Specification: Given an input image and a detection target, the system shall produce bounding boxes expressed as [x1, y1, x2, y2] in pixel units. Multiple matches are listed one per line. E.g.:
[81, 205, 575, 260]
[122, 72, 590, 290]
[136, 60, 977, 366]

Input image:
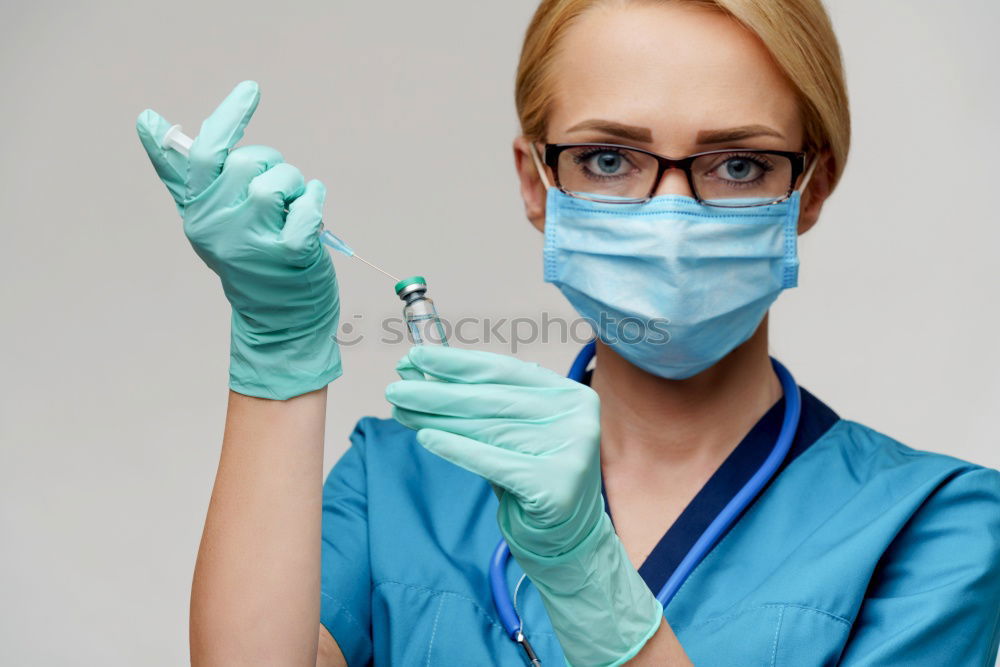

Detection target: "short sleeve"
[320, 420, 374, 666]
[838, 466, 1000, 666]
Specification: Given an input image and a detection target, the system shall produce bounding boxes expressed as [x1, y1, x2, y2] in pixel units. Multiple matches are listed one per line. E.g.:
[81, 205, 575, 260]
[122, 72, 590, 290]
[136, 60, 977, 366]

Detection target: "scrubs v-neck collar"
[593, 379, 840, 596]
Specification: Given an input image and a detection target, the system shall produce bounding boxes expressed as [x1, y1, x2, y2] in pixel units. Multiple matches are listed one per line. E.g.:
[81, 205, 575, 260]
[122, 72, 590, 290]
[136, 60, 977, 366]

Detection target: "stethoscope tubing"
[655, 355, 800, 604]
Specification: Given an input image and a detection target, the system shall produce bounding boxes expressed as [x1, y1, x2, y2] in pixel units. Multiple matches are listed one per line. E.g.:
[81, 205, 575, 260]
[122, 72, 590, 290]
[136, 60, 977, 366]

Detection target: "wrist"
[228, 307, 342, 400]
[505, 511, 663, 666]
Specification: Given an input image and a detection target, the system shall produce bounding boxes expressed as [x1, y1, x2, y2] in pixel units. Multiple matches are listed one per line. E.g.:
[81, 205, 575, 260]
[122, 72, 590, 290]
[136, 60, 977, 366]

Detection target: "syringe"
[161, 124, 399, 283]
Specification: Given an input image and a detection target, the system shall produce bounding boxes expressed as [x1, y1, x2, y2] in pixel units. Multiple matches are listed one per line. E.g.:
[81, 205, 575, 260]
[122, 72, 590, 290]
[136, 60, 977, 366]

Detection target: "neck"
[591, 317, 781, 470]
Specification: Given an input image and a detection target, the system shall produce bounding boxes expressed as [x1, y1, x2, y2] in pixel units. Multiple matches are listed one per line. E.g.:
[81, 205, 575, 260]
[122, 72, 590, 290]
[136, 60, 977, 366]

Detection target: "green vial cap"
[394, 275, 427, 295]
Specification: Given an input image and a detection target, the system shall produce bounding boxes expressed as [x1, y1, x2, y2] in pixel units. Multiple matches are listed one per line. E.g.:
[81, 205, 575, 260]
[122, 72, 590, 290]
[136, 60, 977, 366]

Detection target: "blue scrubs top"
[320, 385, 1000, 665]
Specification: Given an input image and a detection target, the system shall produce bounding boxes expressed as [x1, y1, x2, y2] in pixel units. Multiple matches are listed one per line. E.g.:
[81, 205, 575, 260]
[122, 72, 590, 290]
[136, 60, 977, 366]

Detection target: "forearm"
[190, 388, 328, 666]
[629, 617, 693, 666]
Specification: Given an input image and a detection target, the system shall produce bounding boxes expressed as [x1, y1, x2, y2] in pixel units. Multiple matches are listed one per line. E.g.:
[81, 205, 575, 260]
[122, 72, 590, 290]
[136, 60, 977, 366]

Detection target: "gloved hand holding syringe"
[159, 121, 448, 348]
[160, 125, 395, 280]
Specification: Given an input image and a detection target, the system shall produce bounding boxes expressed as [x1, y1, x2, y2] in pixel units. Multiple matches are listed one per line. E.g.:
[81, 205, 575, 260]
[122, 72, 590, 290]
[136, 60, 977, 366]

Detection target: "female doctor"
[136, 0, 1000, 665]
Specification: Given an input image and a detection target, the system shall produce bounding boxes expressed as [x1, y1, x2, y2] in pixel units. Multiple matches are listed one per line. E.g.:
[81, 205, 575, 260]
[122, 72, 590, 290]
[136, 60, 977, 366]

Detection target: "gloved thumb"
[278, 179, 326, 267]
[136, 108, 188, 206]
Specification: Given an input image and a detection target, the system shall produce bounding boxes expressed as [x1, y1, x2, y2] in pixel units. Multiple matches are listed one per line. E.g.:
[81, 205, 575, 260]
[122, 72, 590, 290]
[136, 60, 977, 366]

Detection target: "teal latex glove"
[136, 81, 341, 400]
[386, 346, 663, 666]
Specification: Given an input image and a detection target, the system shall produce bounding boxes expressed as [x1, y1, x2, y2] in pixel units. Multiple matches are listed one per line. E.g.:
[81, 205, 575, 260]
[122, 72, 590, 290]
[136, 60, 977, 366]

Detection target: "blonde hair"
[515, 0, 851, 190]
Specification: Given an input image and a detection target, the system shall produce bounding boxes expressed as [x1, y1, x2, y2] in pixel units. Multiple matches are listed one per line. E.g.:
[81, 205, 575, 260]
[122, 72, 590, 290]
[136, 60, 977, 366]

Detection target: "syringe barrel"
[158, 120, 382, 278]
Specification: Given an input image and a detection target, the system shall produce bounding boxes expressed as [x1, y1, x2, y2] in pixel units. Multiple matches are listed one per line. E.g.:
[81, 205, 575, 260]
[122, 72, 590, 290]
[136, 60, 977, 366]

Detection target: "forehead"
[548, 2, 802, 150]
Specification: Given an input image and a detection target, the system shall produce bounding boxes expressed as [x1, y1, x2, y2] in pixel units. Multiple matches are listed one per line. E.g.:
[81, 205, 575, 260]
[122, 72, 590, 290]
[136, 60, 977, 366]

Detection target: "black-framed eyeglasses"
[536, 142, 809, 208]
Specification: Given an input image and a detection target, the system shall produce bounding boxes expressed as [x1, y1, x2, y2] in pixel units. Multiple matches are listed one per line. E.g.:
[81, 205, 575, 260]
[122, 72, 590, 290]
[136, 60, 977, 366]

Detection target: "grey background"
[2, 1, 998, 664]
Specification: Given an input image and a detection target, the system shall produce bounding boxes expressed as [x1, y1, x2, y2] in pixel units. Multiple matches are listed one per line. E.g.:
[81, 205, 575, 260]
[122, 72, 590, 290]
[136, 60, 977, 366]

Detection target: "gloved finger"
[203, 145, 284, 207]
[415, 429, 534, 500]
[277, 179, 325, 266]
[395, 351, 429, 380]
[386, 379, 569, 421]
[247, 162, 306, 213]
[187, 80, 261, 200]
[392, 406, 542, 456]
[135, 108, 188, 205]
[397, 345, 567, 388]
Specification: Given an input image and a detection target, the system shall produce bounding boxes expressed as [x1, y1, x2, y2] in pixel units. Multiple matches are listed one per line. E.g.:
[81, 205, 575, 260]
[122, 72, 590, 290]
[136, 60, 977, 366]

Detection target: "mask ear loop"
[528, 142, 553, 190]
[796, 154, 820, 194]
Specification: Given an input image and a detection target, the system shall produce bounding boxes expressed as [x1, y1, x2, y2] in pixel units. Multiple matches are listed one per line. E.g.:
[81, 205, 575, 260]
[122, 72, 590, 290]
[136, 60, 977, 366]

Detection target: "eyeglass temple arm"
[528, 142, 553, 190]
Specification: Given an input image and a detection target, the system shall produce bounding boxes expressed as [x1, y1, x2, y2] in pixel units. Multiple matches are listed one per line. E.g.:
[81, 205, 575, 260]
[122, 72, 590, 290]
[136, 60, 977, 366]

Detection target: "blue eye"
[572, 149, 633, 178]
[568, 148, 647, 184]
[720, 156, 762, 181]
[591, 152, 625, 174]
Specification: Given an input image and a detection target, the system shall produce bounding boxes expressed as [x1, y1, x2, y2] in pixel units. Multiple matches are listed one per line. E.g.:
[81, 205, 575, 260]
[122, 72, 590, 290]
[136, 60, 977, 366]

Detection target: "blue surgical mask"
[533, 146, 812, 379]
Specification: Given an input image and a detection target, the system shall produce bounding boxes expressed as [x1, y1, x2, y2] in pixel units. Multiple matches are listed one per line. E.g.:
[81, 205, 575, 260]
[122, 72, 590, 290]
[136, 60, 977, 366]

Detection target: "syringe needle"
[318, 229, 399, 282]
[351, 254, 400, 282]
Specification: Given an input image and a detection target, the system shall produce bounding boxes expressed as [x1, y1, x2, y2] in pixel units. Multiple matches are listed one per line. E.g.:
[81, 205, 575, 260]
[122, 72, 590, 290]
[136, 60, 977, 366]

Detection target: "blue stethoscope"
[489, 340, 802, 665]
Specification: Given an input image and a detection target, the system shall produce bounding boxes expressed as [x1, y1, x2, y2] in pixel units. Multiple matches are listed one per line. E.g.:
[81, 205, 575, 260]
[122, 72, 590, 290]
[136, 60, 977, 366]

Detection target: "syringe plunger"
[162, 125, 193, 156]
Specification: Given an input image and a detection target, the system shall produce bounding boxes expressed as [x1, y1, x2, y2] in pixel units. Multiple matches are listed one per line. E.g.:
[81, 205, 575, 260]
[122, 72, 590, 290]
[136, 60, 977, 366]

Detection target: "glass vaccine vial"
[395, 276, 448, 346]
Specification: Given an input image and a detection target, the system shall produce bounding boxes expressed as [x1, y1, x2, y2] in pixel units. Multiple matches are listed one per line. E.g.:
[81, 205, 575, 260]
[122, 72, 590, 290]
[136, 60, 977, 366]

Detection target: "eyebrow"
[563, 120, 785, 145]
[565, 119, 653, 143]
[696, 124, 785, 144]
